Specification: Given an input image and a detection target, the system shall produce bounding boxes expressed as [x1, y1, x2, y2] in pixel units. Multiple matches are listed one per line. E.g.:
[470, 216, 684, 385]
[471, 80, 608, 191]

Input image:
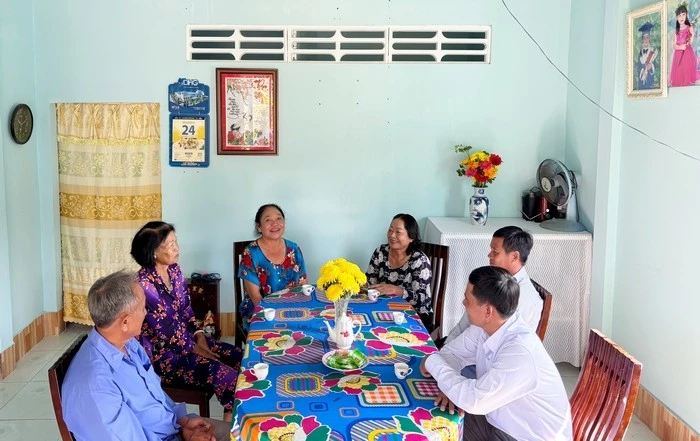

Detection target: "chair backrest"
[420, 242, 449, 337]
[48, 334, 88, 441]
[530, 279, 553, 341]
[570, 329, 642, 441]
[233, 239, 254, 347]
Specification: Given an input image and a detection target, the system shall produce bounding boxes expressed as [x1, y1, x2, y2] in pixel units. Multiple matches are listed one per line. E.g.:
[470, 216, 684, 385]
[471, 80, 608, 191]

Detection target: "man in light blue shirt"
[62, 270, 230, 441]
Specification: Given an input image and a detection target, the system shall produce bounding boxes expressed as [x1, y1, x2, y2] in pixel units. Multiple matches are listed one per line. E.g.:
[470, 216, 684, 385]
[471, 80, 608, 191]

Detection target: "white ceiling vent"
[187, 25, 491, 64]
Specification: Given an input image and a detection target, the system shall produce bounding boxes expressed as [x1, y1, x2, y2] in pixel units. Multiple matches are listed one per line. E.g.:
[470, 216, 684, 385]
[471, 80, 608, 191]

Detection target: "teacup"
[301, 284, 315, 296]
[264, 308, 275, 321]
[394, 362, 413, 379]
[392, 311, 406, 325]
[253, 362, 269, 380]
[367, 289, 379, 302]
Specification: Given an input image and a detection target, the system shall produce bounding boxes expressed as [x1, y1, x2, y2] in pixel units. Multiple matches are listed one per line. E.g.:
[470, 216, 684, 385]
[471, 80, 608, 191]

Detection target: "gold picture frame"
[627, 1, 668, 98]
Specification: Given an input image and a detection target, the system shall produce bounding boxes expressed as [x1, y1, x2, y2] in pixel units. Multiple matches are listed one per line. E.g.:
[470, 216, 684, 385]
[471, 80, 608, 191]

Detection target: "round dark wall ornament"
[10, 104, 34, 145]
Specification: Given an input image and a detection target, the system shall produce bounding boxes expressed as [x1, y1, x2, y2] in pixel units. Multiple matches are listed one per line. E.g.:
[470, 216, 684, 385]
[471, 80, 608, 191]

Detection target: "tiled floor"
[0, 324, 660, 440]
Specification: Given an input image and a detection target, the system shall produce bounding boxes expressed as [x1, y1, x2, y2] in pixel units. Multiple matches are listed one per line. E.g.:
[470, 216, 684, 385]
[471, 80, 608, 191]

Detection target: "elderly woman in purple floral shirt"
[131, 221, 243, 422]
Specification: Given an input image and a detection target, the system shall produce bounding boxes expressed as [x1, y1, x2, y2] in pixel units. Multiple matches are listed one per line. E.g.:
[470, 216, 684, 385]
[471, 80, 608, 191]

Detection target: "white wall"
[30, 0, 573, 313]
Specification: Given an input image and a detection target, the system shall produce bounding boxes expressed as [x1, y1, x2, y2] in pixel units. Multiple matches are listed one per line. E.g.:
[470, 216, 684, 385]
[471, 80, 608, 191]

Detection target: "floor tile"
[0, 383, 25, 410]
[1, 351, 58, 383]
[220, 336, 236, 345]
[0, 419, 60, 441]
[31, 351, 64, 383]
[209, 395, 224, 419]
[0, 382, 55, 420]
[30, 332, 83, 352]
[64, 324, 92, 335]
[625, 415, 660, 440]
[563, 375, 578, 397]
[556, 362, 581, 377]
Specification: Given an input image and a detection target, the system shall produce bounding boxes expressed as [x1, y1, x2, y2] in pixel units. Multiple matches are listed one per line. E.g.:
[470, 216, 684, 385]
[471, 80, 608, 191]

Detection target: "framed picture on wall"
[627, 1, 668, 98]
[216, 68, 278, 155]
[666, 1, 700, 88]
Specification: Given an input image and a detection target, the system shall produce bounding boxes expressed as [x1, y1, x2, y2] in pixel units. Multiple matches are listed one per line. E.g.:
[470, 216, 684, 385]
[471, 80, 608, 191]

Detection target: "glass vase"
[469, 186, 489, 226]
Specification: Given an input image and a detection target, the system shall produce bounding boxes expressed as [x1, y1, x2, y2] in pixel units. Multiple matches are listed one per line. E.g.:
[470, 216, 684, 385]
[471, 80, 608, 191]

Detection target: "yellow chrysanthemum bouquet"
[316, 258, 367, 302]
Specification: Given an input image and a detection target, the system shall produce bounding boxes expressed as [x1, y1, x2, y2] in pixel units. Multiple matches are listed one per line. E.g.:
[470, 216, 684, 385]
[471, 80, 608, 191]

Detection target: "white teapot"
[324, 315, 362, 350]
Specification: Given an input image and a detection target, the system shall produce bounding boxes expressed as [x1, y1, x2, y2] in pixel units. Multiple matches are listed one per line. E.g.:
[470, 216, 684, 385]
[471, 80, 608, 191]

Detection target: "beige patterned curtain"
[57, 103, 162, 324]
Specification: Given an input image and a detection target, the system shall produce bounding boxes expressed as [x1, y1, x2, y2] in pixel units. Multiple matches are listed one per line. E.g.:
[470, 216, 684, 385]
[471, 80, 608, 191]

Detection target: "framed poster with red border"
[216, 68, 278, 155]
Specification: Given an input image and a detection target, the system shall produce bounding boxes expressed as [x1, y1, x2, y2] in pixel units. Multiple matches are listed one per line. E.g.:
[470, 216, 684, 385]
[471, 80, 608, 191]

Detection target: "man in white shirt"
[421, 266, 572, 441]
[442, 226, 542, 346]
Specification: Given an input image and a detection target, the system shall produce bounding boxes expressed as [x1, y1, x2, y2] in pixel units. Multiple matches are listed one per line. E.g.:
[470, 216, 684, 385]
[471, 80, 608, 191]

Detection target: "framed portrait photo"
[667, 0, 700, 88]
[627, 1, 668, 98]
[216, 68, 278, 155]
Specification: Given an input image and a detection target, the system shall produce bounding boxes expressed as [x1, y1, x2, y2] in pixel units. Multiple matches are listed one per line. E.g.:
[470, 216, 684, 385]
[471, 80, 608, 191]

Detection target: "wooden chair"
[162, 383, 213, 418]
[233, 239, 254, 349]
[420, 242, 449, 338]
[48, 334, 87, 441]
[531, 279, 553, 341]
[570, 329, 642, 441]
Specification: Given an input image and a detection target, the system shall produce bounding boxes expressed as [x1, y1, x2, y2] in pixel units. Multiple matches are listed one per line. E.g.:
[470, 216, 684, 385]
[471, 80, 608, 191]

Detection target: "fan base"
[540, 219, 586, 232]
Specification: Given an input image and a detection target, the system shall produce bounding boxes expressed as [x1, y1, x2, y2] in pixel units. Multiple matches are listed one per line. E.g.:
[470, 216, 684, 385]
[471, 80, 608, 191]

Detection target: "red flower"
[281, 252, 294, 270]
[257, 268, 268, 289]
[241, 253, 252, 268]
[489, 154, 503, 165]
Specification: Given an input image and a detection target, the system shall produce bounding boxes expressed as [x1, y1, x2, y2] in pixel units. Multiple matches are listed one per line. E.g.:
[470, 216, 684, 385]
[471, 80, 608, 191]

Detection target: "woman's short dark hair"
[130, 221, 175, 268]
[254, 204, 285, 235]
[393, 213, 422, 254]
[468, 266, 519, 318]
[493, 226, 534, 264]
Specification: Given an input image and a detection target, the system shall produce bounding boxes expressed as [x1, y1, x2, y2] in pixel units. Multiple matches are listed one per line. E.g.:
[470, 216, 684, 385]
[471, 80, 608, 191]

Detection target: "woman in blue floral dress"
[366, 213, 434, 330]
[131, 221, 243, 422]
[238, 204, 307, 329]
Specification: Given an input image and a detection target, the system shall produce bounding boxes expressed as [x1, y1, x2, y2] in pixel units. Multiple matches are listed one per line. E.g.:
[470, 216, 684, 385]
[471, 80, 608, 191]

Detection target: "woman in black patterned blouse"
[366, 213, 434, 330]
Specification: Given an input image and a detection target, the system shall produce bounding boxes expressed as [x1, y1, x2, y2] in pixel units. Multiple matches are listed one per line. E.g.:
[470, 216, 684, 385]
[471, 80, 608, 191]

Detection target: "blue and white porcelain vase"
[469, 186, 489, 226]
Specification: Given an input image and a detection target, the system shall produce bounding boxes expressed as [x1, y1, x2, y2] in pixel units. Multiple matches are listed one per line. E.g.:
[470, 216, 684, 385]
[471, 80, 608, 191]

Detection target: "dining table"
[230, 286, 464, 441]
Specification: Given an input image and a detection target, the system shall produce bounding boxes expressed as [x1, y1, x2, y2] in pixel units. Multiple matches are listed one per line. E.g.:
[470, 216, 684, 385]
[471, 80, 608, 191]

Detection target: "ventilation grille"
[187, 25, 490, 63]
[188, 25, 287, 61]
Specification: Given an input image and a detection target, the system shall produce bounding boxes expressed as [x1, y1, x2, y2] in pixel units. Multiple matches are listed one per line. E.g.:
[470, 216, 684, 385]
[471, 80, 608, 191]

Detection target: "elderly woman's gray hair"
[87, 270, 139, 328]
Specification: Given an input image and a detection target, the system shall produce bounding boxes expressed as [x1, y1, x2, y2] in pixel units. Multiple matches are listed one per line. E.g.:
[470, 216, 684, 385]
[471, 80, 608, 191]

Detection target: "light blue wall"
[0, 46, 12, 352]
[564, 0, 605, 233]
[30, 0, 573, 312]
[605, 0, 700, 431]
[0, 0, 43, 351]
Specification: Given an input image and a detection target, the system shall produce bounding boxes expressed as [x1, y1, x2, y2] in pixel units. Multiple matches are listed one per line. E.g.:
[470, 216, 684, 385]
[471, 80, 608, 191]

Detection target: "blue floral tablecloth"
[230, 287, 463, 441]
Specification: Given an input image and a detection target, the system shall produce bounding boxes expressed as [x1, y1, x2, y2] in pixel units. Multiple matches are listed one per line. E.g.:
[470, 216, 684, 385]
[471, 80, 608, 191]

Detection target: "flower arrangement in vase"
[455, 144, 503, 226]
[316, 258, 367, 350]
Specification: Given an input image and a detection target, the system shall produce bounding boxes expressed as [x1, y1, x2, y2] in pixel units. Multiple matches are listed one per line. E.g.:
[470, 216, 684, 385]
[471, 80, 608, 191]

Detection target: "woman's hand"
[193, 333, 220, 360]
[369, 283, 404, 296]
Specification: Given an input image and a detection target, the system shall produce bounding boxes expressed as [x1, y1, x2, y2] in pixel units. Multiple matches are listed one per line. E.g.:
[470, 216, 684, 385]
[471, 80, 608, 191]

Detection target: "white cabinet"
[425, 217, 592, 366]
